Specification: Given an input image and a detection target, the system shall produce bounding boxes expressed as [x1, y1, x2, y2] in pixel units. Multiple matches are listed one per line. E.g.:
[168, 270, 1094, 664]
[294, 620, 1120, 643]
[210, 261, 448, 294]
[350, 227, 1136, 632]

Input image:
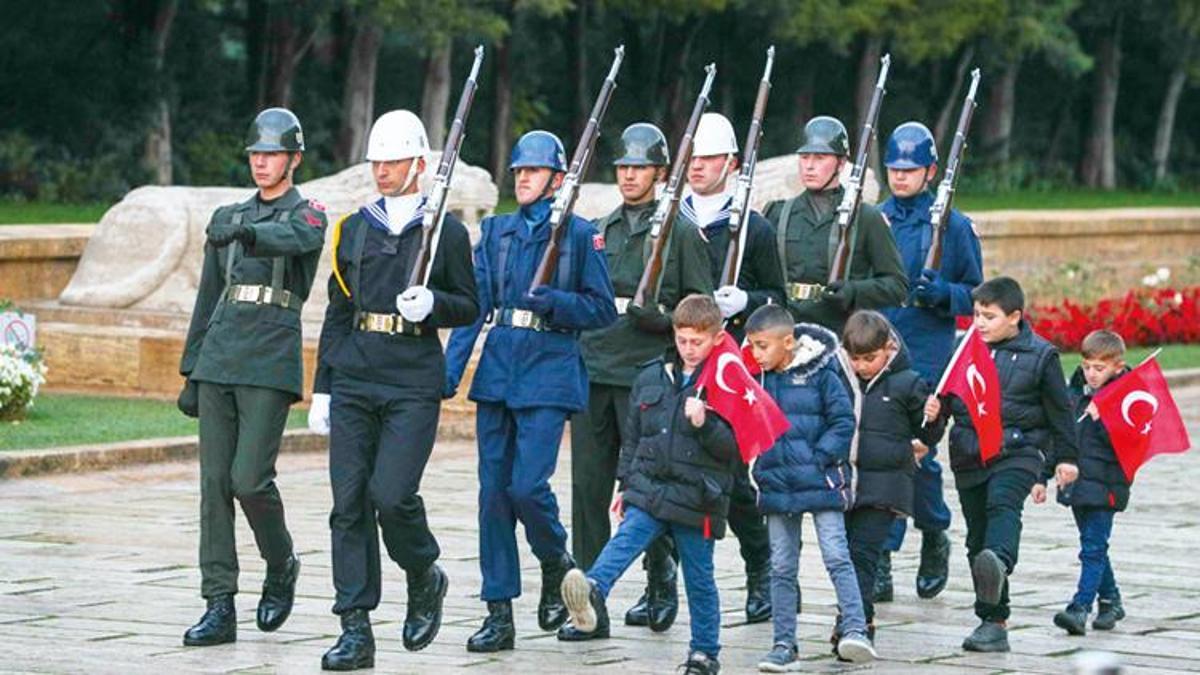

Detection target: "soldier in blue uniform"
[178, 108, 326, 647]
[444, 131, 618, 652]
[877, 122, 983, 602]
[308, 111, 479, 670]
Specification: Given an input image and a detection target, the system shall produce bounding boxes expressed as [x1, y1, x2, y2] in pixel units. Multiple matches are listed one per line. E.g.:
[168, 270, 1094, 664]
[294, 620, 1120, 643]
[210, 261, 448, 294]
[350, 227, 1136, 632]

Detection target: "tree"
[1077, 2, 1124, 189]
[1152, 0, 1200, 184]
[250, 0, 331, 109]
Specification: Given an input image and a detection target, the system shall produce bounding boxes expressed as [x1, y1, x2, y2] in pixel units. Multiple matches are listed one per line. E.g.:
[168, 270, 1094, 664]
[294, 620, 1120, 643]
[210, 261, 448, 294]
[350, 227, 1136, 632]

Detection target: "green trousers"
[197, 382, 294, 598]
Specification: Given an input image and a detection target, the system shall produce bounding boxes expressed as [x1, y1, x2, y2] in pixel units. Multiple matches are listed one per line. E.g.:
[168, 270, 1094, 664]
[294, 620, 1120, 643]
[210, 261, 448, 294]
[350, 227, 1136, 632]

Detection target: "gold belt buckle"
[788, 282, 824, 301]
[234, 285, 260, 303]
[614, 297, 632, 315]
[368, 313, 394, 333]
[260, 287, 275, 305]
[510, 309, 535, 329]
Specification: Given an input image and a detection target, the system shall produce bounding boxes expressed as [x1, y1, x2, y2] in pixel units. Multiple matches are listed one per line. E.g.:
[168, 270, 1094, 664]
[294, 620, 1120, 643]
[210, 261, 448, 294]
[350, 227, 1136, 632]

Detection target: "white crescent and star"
[715, 352, 757, 405]
[966, 364, 988, 416]
[1120, 390, 1158, 435]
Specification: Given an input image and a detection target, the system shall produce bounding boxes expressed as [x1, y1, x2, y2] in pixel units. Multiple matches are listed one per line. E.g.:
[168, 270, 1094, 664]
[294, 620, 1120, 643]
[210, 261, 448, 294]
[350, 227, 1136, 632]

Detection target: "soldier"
[762, 116, 908, 335]
[444, 131, 617, 652]
[177, 107, 327, 647]
[875, 122, 983, 603]
[307, 110, 479, 670]
[676, 111, 785, 624]
[564, 123, 713, 638]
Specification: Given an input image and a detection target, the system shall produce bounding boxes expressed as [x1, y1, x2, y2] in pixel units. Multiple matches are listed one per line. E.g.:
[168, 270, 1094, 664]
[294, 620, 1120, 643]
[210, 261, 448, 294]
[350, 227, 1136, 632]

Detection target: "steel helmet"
[884, 121, 938, 169]
[614, 123, 669, 166]
[508, 130, 567, 172]
[692, 112, 738, 157]
[366, 110, 430, 162]
[245, 107, 304, 153]
[796, 116, 849, 156]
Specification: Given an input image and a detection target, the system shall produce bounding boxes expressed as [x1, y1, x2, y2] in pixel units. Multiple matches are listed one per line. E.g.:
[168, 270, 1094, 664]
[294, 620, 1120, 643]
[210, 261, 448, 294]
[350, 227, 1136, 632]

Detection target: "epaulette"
[330, 212, 354, 298]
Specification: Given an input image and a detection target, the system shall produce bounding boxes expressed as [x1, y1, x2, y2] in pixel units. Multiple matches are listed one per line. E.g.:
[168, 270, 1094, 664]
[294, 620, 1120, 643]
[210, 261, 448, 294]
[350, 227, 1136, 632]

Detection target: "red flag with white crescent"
[1092, 356, 1191, 481]
[695, 332, 790, 463]
[935, 325, 1003, 464]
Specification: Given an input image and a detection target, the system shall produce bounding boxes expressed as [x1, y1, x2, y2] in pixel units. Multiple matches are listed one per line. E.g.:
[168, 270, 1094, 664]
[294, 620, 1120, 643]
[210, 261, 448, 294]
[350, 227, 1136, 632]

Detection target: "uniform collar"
[360, 195, 426, 235]
[681, 193, 732, 231]
[245, 186, 301, 219]
[623, 200, 656, 235]
[883, 190, 933, 224]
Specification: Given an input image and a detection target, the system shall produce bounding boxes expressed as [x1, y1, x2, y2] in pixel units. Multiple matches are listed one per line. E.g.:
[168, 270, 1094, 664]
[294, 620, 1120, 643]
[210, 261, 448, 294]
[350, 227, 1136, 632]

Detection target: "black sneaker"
[971, 549, 1007, 606]
[1053, 603, 1088, 636]
[679, 651, 721, 675]
[1093, 597, 1126, 630]
[962, 619, 1009, 652]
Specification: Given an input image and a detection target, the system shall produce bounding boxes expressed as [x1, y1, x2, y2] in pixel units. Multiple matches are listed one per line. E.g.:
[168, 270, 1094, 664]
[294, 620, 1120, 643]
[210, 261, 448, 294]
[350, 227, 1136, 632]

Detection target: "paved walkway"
[2, 388, 1199, 674]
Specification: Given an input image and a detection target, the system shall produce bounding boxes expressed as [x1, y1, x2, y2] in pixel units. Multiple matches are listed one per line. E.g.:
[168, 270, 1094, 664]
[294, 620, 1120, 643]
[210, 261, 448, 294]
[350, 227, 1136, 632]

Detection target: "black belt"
[354, 311, 424, 336]
[493, 307, 567, 333]
[225, 284, 302, 311]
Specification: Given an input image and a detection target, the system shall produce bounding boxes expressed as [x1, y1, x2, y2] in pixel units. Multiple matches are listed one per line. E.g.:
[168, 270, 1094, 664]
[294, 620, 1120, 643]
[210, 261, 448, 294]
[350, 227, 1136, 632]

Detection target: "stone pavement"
[2, 389, 1199, 674]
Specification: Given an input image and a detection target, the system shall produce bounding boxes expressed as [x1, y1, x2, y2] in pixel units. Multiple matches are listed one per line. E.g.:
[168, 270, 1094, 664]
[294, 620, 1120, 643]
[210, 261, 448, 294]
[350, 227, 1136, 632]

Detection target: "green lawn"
[0, 202, 108, 225]
[1, 394, 308, 452]
[956, 190, 1200, 212]
[1059, 343, 1200, 378]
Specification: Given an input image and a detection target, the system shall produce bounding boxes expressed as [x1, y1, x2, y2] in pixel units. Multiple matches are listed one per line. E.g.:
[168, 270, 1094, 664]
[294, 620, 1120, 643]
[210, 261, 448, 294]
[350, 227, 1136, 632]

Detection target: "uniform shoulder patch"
[592, 233, 605, 251]
[303, 210, 324, 228]
[308, 198, 327, 212]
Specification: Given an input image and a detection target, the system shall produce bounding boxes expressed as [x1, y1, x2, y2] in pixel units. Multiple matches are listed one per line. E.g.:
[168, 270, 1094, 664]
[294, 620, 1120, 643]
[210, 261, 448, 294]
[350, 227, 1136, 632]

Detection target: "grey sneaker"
[757, 643, 800, 672]
[836, 632, 878, 663]
[972, 549, 1007, 606]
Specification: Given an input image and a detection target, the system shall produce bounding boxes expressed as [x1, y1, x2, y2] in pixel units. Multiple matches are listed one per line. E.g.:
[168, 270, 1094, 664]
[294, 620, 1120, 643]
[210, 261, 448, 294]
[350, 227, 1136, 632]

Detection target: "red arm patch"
[308, 198, 327, 212]
[303, 211, 323, 227]
[592, 233, 605, 251]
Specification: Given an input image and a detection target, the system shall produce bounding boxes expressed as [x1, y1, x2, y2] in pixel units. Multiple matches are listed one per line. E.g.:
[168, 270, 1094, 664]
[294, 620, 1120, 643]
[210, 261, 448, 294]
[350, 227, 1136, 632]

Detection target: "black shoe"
[679, 651, 721, 675]
[962, 619, 1009, 652]
[257, 554, 300, 632]
[971, 549, 1007, 607]
[647, 560, 679, 632]
[624, 591, 650, 627]
[557, 569, 610, 641]
[467, 600, 515, 653]
[183, 594, 236, 646]
[1093, 597, 1126, 630]
[874, 550, 894, 603]
[916, 530, 951, 599]
[322, 609, 375, 671]
[537, 553, 574, 631]
[1053, 603, 1088, 636]
[744, 566, 772, 624]
[403, 563, 448, 651]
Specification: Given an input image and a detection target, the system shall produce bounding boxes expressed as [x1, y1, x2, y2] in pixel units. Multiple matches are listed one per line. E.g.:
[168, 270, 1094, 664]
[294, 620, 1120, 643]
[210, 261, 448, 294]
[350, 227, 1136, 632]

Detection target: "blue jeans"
[767, 511, 866, 647]
[588, 505, 720, 659]
[886, 446, 952, 550]
[1071, 506, 1119, 610]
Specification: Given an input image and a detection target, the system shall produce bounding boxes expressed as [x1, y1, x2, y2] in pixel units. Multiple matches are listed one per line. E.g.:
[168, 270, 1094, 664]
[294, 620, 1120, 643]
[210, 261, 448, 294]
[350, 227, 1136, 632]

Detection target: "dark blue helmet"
[885, 122, 937, 169]
[509, 130, 567, 172]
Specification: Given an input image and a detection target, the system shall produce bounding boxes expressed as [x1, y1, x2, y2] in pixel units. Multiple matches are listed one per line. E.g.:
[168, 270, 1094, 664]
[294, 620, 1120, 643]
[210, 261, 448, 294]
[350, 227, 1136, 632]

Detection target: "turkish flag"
[696, 332, 790, 463]
[1092, 357, 1191, 482]
[935, 325, 1003, 464]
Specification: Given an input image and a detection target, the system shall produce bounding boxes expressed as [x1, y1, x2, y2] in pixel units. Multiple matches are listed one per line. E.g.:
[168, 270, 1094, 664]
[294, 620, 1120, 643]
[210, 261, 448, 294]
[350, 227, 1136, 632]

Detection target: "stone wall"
[0, 225, 93, 301]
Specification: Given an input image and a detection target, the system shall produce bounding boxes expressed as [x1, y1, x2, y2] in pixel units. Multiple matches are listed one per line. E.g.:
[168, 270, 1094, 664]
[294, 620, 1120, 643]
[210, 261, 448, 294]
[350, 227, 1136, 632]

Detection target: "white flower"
[1157, 267, 1171, 282]
[1142, 274, 1160, 287]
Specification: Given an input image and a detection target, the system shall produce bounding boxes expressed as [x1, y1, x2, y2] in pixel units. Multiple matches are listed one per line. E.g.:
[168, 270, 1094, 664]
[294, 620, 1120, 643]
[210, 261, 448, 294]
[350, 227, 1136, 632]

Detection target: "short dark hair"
[673, 294, 723, 334]
[972, 276, 1025, 314]
[1081, 329, 1126, 361]
[842, 310, 894, 355]
[745, 304, 794, 336]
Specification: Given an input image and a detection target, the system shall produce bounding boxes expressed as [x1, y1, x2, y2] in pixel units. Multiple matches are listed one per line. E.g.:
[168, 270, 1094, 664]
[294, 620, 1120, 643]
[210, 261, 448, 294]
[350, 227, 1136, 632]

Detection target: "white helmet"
[692, 112, 738, 157]
[366, 110, 429, 162]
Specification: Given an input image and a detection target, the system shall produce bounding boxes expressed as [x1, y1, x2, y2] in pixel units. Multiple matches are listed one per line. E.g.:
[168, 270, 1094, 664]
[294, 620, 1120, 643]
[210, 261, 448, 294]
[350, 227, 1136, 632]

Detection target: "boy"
[744, 304, 875, 670]
[1052, 329, 1131, 635]
[559, 294, 738, 675]
[927, 276, 1079, 652]
[840, 310, 946, 649]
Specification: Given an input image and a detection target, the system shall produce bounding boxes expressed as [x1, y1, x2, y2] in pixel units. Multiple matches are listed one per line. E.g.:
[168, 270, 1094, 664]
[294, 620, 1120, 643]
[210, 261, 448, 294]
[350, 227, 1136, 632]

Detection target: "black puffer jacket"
[618, 351, 740, 538]
[850, 344, 946, 515]
[1057, 367, 1131, 511]
[946, 321, 1078, 489]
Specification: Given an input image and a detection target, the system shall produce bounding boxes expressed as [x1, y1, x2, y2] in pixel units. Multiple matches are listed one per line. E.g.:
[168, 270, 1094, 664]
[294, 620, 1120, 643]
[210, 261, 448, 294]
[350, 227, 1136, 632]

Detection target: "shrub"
[1027, 286, 1200, 351]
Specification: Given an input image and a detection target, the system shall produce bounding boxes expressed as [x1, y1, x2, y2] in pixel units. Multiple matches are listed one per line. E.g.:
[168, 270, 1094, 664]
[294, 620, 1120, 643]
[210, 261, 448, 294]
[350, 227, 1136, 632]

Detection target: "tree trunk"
[246, 0, 267, 111]
[567, 3, 589, 140]
[1152, 41, 1192, 183]
[334, 18, 382, 166]
[660, 17, 703, 146]
[1079, 12, 1123, 189]
[792, 53, 815, 130]
[979, 60, 1019, 164]
[259, 9, 319, 109]
[1044, 93, 1074, 167]
[421, 41, 452, 150]
[934, 44, 976, 145]
[489, 39, 513, 187]
[143, 0, 177, 185]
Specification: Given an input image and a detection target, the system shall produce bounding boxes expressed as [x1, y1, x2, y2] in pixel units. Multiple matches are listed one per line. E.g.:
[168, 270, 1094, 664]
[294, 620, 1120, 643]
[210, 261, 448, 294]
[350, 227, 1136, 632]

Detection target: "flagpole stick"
[923, 324, 977, 428]
[1139, 347, 1163, 367]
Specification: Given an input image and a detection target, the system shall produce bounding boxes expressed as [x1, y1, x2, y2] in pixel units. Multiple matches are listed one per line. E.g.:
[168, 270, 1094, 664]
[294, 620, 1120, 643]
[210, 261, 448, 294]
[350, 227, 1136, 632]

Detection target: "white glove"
[714, 285, 749, 318]
[396, 285, 435, 323]
[307, 393, 331, 435]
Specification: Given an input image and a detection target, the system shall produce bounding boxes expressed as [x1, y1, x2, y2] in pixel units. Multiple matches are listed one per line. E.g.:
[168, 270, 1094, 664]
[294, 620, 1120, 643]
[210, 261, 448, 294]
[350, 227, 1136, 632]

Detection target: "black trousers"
[328, 372, 441, 614]
[957, 468, 1038, 621]
[570, 383, 632, 570]
[845, 507, 896, 623]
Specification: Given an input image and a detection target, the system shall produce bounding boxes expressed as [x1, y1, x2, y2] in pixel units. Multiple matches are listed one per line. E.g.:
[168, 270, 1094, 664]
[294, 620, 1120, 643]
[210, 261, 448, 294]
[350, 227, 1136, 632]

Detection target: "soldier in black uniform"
[565, 123, 712, 637]
[308, 110, 479, 670]
[178, 107, 327, 647]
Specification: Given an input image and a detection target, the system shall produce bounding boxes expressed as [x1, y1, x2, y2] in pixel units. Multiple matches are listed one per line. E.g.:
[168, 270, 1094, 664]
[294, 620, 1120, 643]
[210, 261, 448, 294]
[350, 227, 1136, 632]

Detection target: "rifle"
[924, 68, 981, 271]
[529, 45, 625, 291]
[631, 63, 717, 308]
[409, 45, 484, 288]
[828, 53, 891, 284]
[718, 46, 776, 289]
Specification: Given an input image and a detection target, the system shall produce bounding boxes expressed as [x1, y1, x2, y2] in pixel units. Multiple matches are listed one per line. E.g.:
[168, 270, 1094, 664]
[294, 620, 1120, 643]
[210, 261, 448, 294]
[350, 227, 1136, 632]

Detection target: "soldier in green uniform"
[176, 107, 328, 647]
[565, 123, 712, 638]
[762, 116, 907, 334]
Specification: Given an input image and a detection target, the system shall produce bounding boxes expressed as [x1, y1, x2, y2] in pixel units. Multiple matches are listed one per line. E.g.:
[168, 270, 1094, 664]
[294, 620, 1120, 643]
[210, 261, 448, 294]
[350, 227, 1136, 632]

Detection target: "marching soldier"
[177, 107, 327, 647]
[762, 116, 907, 334]
[308, 110, 479, 670]
[876, 121, 983, 602]
[444, 131, 617, 652]
[565, 123, 713, 638]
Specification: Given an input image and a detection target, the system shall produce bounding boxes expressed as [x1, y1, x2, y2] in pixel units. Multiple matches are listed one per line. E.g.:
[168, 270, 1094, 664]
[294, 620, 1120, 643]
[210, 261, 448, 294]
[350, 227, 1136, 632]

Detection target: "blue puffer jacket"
[752, 323, 857, 514]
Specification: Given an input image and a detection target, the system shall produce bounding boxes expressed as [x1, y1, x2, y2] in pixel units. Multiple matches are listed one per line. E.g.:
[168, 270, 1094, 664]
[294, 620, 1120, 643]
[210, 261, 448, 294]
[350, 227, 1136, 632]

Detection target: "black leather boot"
[537, 553, 574, 631]
[647, 557, 679, 632]
[874, 550, 894, 603]
[467, 600, 515, 652]
[1093, 596, 1125, 630]
[744, 565, 772, 624]
[916, 529, 950, 599]
[403, 563, 448, 651]
[257, 554, 300, 632]
[183, 594, 236, 646]
[321, 609, 375, 671]
[624, 591, 650, 627]
[557, 569, 610, 641]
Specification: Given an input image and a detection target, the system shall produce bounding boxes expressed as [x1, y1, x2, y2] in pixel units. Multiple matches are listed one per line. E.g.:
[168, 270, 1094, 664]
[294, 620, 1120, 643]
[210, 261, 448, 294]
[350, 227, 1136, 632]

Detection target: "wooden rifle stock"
[924, 68, 981, 271]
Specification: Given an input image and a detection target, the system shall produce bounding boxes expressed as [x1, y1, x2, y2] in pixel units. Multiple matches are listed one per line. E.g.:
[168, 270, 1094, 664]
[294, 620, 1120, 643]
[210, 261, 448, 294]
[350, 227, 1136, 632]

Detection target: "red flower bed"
[1027, 287, 1200, 351]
